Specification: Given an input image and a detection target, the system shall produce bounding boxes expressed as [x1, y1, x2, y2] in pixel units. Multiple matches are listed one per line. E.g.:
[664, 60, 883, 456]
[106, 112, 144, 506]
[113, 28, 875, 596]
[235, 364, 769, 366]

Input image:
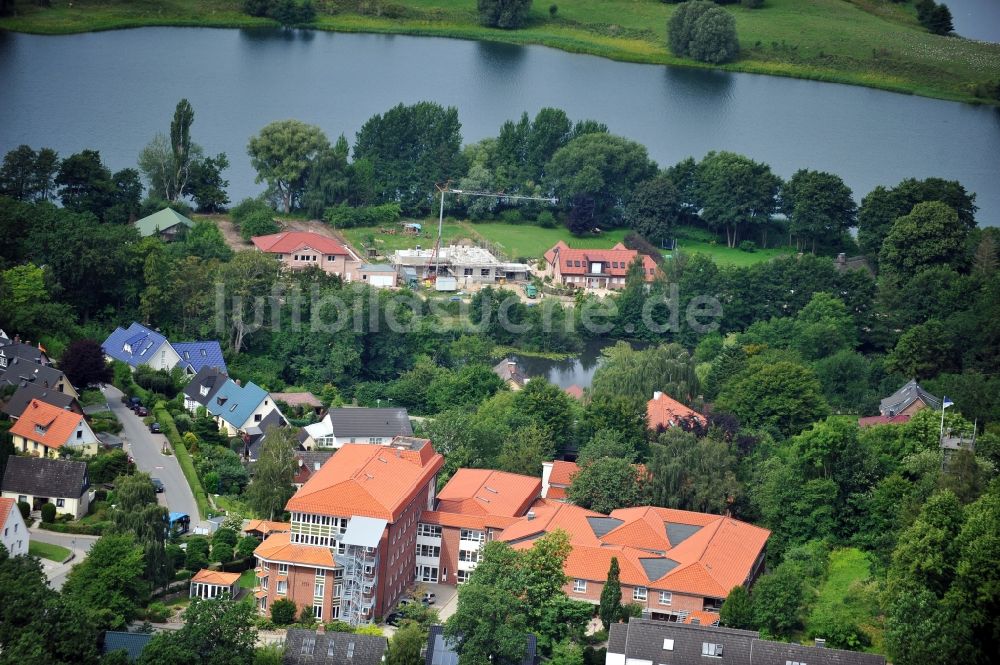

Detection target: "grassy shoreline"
[1, 0, 998, 105]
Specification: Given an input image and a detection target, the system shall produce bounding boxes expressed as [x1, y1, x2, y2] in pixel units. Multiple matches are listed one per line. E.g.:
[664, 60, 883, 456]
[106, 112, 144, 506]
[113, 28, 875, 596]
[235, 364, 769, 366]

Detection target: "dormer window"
[200, 349, 207, 357]
[123, 343, 132, 354]
[34, 424, 47, 435]
[200, 386, 210, 397]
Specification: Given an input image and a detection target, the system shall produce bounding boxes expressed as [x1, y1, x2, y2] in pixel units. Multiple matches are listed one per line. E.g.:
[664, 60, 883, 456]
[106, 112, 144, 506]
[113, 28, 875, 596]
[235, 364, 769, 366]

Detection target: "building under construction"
[391, 244, 532, 287]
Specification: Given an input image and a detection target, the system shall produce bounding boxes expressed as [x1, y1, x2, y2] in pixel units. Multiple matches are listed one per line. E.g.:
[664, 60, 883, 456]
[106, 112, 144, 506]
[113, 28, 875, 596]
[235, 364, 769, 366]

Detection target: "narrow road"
[29, 526, 99, 590]
[103, 385, 203, 529]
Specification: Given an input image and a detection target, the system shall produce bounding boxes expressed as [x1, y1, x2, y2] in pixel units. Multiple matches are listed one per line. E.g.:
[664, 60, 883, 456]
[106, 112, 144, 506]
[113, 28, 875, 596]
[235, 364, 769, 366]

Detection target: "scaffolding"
[336, 516, 387, 627]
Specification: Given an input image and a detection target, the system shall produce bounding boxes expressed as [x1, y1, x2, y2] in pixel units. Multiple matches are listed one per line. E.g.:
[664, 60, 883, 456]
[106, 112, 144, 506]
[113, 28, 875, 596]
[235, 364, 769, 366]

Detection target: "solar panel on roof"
[666, 522, 702, 546]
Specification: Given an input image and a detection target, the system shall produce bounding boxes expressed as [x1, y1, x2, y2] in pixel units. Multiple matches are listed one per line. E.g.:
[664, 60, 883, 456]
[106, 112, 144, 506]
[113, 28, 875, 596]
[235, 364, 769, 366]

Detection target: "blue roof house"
[172, 340, 228, 374]
[207, 379, 281, 436]
[101, 323, 180, 371]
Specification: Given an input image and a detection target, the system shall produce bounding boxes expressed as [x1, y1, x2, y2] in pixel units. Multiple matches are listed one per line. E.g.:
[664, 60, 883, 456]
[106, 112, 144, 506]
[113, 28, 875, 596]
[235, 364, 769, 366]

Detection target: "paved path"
[103, 385, 203, 529]
[29, 526, 99, 590]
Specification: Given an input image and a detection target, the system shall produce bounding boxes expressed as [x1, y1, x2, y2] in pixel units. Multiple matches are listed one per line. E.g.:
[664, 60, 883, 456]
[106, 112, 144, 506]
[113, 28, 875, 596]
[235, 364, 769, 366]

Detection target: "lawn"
[806, 547, 884, 652]
[2, 0, 998, 104]
[339, 221, 473, 259]
[29, 540, 71, 561]
[667, 238, 796, 267]
[239, 569, 256, 589]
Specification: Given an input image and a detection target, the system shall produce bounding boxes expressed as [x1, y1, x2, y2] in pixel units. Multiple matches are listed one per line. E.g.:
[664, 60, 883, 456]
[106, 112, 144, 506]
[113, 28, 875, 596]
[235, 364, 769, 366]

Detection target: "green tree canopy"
[477, 0, 533, 29]
[623, 173, 683, 245]
[715, 357, 829, 436]
[245, 425, 298, 520]
[247, 119, 330, 212]
[139, 597, 257, 665]
[696, 151, 781, 248]
[782, 169, 856, 253]
[567, 457, 646, 514]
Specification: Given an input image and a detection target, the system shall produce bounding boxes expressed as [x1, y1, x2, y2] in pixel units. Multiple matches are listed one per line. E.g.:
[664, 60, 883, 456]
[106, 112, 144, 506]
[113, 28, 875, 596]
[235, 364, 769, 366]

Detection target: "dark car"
[151, 477, 165, 493]
[136, 406, 149, 417]
[128, 396, 142, 408]
[149, 422, 161, 434]
[384, 612, 402, 626]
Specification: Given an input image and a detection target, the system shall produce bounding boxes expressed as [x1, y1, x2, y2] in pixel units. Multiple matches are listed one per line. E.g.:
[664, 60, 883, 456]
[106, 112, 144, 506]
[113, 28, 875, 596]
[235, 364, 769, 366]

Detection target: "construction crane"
[426, 184, 558, 279]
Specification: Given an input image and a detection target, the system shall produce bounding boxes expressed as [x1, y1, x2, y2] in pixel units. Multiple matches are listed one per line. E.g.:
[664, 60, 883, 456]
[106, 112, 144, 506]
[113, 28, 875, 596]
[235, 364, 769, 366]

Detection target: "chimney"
[815, 638, 826, 648]
[526, 510, 535, 521]
[235, 379, 242, 387]
[316, 623, 325, 635]
[653, 391, 663, 400]
[507, 360, 516, 370]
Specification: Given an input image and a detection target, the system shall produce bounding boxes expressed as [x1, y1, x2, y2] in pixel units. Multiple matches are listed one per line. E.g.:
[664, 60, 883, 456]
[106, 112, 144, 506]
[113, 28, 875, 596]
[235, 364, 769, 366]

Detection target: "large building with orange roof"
[542, 241, 658, 290]
[541, 459, 580, 500]
[251, 230, 359, 279]
[647, 390, 707, 432]
[497, 501, 768, 625]
[253, 437, 443, 626]
[417, 469, 541, 584]
[9, 398, 100, 458]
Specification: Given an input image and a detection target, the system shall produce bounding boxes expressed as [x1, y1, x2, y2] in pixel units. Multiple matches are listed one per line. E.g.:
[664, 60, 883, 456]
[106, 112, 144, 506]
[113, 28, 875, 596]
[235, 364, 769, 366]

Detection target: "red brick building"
[542, 241, 658, 290]
[418, 469, 541, 585]
[253, 438, 443, 626]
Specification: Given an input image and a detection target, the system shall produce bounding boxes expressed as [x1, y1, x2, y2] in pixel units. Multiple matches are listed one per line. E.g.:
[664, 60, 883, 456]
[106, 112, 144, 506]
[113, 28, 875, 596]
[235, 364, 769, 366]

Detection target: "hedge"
[40, 521, 108, 536]
[155, 401, 209, 520]
[220, 556, 255, 573]
[324, 202, 401, 228]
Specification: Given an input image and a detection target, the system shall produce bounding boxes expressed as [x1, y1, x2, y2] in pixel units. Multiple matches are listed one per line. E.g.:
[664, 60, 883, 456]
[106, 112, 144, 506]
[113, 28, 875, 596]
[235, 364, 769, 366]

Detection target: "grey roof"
[297, 450, 335, 471]
[607, 618, 886, 665]
[2, 382, 79, 419]
[245, 409, 289, 461]
[639, 557, 680, 581]
[880, 379, 940, 416]
[359, 264, 396, 271]
[425, 625, 536, 665]
[182, 365, 228, 408]
[666, 522, 702, 547]
[327, 408, 413, 439]
[341, 516, 388, 548]
[587, 516, 624, 538]
[102, 631, 153, 662]
[1, 457, 89, 498]
[0, 342, 49, 366]
[492, 358, 528, 386]
[0, 359, 68, 392]
[283, 629, 386, 665]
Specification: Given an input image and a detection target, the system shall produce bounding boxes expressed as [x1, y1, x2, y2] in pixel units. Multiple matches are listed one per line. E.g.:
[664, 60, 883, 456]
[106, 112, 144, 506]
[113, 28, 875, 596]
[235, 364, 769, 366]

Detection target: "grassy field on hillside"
[1, 0, 998, 104]
[338, 219, 786, 267]
[805, 547, 884, 652]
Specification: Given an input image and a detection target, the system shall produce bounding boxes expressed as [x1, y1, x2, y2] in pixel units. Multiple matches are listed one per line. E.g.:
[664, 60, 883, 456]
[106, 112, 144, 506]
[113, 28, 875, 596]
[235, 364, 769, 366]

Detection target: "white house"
[0, 497, 28, 557]
[299, 408, 413, 450]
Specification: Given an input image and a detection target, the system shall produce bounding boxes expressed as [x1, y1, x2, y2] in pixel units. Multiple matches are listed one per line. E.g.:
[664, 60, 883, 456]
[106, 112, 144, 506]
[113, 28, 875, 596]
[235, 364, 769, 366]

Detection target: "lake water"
[947, 0, 1000, 42]
[512, 338, 611, 390]
[1, 28, 998, 224]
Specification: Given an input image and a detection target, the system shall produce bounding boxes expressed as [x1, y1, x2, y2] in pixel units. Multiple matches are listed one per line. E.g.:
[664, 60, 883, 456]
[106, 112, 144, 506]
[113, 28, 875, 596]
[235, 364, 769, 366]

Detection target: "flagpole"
[940, 398, 946, 440]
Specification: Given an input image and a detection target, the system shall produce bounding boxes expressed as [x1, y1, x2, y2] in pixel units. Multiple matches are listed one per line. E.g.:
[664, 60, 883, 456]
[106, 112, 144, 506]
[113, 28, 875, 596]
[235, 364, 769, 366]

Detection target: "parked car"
[149, 422, 161, 434]
[422, 592, 436, 605]
[384, 612, 402, 626]
[136, 406, 149, 417]
[128, 396, 142, 408]
[151, 477, 164, 493]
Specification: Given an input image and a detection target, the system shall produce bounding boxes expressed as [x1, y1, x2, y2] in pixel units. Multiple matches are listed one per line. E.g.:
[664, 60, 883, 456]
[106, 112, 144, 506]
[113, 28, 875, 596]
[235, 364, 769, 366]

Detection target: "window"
[262, 561, 270, 571]
[76, 429, 82, 439]
[663, 639, 674, 651]
[573, 579, 587, 593]
[456, 569, 470, 583]
[565, 259, 572, 267]
[786, 661, 807, 665]
[418, 524, 442, 538]
[18, 495, 26, 503]
[333, 568, 344, 580]
[276, 580, 287, 595]
[659, 591, 672, 605]
[313, 604, 323, 619]
[260, 576, 268, 590]
[464, 268, 474, 276]
[314, 582, 325, 597]
[633, 586, 647, 602]
[327, 256, 335, 261]
[458, 549, 480, 563]
[702, 643, 723, 658]
[56, 498, 65, 508]
[278, 563, 288, 575]
[417, 544, 441, 558]
[460, 529, 484, 542]
[480, 268, 490, 276]
[574, 260, 581, 267]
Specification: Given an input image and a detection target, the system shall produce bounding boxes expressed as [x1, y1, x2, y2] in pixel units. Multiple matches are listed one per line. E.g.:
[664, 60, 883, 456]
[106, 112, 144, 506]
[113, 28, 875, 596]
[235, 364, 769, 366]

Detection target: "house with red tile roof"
[9, 399, 100, 458]
[498, 501, 768, 625]
[190, 569, 241, 600]
[418, 469, 541, 584]
[542, 241, 658, 290]
[0, 497, 28, 557]
[541, 460, 580, 500]
[253, 438, 443, 626]
[647, 391, 706, 432]
[251, 231, 360, 280]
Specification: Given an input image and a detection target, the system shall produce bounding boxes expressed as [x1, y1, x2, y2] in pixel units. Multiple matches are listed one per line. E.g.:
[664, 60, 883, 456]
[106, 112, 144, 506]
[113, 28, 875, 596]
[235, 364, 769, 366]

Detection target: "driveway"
[103, 385, 203, 529]
[29, 526, 99, 590]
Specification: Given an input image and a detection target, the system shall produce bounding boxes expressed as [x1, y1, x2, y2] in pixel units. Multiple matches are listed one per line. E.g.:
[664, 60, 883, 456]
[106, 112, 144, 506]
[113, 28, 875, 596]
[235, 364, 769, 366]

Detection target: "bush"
[477, 0, 533, 29]
[271, 598, 298, 626]
[240, 210, 280, 242]
[549, 3, 557, 17]
[739, 240, 757, 252]
[145, 602, 170, 623]
[231, 197, 274, 226]
[17, 501, 29, 519]
[211, 542, 234, 564]
[38, 521, 108, 535]
[237, 536, 262, 559]
[500, 208, 523, 224]
[40, 502, 56, 523]
[185, 537, 210, 571]
[536, 210, 557, 228]
[323, 202, 401, 229]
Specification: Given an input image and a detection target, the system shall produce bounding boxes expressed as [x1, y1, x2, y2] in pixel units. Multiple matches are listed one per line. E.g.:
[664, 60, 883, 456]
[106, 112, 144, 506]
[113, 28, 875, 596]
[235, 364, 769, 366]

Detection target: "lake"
[0, 28, 998, 224]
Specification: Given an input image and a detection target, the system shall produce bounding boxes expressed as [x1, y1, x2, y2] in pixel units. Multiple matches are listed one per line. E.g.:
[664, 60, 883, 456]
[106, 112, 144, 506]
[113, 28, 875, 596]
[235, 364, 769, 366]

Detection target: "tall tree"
[109, 473, 172, 588]
[720, 585, 755, 630]
[567, 457, 646, 514]
[879, 201, 970, 284]
[62, 534, 149, 630]
[170, 99, 195, 202]
[715, 358, 829, 436]
[599, 557, 622, 631]
[386, 621, 425, 665]
[353, 102, 464, 215]
[247, 119, 330, 212]
[245, 426, 298, 520]
[59, 338, 113, 388]
[782, 169, 856, 253]
[646, 428, 741, 514]
[477, 0, 533, 29]
[56, 150, 115, 218]
[623, 173, 683, 245]
[138, 597, 257, 665]
[696, 151, 781, 248]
